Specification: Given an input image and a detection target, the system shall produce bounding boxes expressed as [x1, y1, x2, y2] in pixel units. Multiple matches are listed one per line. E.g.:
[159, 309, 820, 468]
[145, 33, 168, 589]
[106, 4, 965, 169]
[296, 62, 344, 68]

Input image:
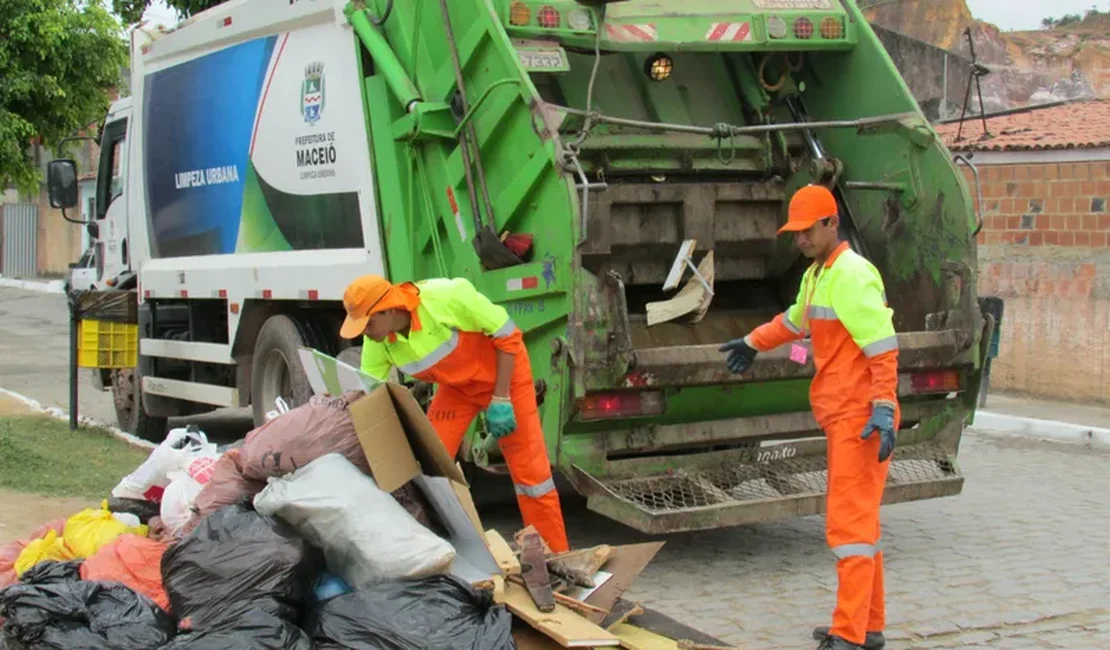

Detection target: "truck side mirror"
[47, 159, 79, 210]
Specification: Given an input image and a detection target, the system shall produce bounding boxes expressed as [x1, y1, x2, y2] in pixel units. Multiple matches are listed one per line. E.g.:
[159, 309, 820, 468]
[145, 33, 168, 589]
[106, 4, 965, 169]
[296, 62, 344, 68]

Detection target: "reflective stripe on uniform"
[862, 335, 899, 357]
[808, 305, 838, 321]
[831, 538, 882, 560]
[782, 311, 802, 334]
[396, 329, 460, 376]
[492, 319, 518, 339]
[514, 477, 557, 498]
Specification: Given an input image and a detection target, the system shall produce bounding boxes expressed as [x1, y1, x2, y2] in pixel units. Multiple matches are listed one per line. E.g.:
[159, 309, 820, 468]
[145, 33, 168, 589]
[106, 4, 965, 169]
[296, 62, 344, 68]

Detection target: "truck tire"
[112, 368, 169, 442]
[250, 314, 332, 426]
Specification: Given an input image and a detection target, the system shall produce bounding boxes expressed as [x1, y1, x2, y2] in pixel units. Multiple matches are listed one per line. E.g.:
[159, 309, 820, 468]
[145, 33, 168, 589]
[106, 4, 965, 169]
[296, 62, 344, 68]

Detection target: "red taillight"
[908, 370, 961, 394]
[820, 16, 844, 39]
[579, 390, 666, 421]
[794, 17, 814, 39]
[537, 5, 560, 28]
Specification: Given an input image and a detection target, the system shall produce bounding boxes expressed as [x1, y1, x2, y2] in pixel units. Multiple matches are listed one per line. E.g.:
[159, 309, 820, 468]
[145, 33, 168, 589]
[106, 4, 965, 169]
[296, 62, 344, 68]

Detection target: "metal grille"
[601, 443, 956, 514]
[1, 203, 38, 278]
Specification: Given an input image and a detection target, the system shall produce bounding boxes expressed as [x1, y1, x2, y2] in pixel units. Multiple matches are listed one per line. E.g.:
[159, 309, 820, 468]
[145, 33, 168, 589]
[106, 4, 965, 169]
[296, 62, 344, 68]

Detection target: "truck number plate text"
[517, 48, 570, 72]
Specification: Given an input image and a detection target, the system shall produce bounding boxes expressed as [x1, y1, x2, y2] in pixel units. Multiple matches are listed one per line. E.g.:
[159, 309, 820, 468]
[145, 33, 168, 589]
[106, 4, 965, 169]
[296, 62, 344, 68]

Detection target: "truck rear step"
[575, 440, 963, 535]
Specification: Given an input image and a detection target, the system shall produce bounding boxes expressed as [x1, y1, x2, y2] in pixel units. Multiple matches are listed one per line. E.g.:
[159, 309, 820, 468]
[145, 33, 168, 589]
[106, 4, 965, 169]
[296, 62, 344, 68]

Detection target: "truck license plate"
[517, 47, 570, 73]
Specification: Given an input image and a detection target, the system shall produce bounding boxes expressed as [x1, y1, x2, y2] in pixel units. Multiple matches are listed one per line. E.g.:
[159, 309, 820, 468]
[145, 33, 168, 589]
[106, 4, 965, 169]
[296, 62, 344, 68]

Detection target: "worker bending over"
[720, 185, 899, 650]
[339, 275, 570, 553]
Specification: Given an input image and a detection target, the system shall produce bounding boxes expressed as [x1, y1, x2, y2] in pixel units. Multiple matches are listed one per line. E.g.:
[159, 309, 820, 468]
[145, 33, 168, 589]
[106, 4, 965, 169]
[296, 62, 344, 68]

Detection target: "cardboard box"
[347, 383, 501, 584]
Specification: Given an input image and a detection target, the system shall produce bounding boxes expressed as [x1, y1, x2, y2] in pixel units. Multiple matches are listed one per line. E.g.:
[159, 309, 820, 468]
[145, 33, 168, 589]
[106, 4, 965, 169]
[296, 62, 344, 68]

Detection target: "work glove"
[719, 338, 758, 375]
[485, 397, 516, 440]
[860, 402, 897, 462]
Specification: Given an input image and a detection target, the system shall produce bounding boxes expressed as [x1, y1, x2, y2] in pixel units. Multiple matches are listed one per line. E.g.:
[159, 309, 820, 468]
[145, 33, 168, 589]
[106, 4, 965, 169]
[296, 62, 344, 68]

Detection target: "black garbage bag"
[0, 575, 174, 649]
[159, 608, 310, 650]
[161, 503, 322, 632]
[17, 561, 81, 585]
[107, 498, 162, 525]
[307, 574, 516, 650]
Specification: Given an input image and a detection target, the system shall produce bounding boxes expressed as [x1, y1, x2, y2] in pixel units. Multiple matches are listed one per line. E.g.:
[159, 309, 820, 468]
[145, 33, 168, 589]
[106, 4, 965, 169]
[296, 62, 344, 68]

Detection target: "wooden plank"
[503, 581, 621, 648]
[485, 529, 522, 575]
[646, 251, 715, 326]
[610, 623, 681, 650]
[585, 543, 666, 625]
[520, 530, 556, 612]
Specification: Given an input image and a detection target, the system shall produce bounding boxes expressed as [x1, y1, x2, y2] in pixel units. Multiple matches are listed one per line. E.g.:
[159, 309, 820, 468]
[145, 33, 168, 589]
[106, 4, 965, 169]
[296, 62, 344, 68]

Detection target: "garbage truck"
[49, 0, 993, 536]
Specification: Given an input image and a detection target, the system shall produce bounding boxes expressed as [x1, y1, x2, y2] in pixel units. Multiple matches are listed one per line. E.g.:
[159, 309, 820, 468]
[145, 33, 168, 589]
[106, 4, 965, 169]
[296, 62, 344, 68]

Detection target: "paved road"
[3, 285, 1108, 649]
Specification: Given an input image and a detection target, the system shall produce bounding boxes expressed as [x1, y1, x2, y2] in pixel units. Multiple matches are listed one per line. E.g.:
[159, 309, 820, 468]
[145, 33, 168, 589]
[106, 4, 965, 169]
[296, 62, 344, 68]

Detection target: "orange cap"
[778, 184, 838, 234]
[339, 275, 392, 339]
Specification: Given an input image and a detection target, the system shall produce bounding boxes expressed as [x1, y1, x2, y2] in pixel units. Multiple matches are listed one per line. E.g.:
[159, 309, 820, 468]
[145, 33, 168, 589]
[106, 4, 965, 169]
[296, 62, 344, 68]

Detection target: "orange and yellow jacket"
[745, 242, 899, 427]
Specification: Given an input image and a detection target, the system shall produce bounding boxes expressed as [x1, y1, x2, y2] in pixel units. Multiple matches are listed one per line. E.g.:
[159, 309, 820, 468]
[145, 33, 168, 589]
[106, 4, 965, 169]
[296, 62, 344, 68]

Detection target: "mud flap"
[573, 439, 964, 535]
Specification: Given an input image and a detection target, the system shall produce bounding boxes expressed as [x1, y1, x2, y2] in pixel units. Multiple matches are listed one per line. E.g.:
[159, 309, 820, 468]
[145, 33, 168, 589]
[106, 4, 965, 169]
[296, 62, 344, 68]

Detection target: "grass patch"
[0, 415, 149, 499]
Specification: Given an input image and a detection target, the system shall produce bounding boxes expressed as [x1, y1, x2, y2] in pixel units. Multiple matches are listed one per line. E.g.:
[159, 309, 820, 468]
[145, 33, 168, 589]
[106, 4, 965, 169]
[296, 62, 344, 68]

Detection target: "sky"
[967, 0, 1108, 31]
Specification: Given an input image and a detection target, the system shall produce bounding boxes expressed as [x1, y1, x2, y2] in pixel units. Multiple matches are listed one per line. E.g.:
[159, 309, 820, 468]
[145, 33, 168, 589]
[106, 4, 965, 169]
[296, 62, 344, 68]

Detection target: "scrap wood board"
[485, 529, 522, 575]
[645, 250, 715, 326]
[503, 581, 620, 648]
[583, 542, 665, 624]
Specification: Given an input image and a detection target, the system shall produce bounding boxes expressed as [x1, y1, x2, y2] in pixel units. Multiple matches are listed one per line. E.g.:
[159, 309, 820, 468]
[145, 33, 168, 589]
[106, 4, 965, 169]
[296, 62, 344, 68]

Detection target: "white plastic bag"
[254, 453, 456, 587]
[111, 426, 218, 502]
[160, 471, 204, 536]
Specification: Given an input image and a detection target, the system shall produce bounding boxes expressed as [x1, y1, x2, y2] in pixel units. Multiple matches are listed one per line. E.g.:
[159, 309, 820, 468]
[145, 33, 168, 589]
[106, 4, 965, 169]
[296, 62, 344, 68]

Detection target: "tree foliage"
[0, 0, 128, 195]
[112, 0, 226, 25]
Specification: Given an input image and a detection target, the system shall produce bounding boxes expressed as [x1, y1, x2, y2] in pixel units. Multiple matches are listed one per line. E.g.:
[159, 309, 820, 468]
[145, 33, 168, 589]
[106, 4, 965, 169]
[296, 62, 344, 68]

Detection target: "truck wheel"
[250, 314, 324, 426]
[112, 369, 169, 442]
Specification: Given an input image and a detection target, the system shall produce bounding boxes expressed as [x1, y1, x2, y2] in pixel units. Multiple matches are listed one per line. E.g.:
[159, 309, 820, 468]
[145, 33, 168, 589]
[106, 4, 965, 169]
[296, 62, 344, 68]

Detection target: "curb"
[0, 386, 156, 450]
[972, 410, 1110, 449]
[0, 276, 66, 294]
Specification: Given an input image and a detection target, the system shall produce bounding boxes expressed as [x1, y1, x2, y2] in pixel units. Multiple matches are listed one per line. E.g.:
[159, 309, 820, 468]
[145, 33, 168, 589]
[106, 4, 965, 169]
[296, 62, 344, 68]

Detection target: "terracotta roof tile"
[934, 99, 1110, 152]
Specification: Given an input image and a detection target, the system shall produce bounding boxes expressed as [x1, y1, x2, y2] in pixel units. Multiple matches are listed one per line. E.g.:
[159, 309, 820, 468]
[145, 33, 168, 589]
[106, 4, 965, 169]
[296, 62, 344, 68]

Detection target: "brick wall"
[962, 160, 1110, 404]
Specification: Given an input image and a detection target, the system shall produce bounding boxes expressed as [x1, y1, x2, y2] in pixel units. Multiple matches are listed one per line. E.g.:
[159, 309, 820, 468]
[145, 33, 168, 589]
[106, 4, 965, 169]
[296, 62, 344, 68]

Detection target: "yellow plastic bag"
[63, 501, 149, 559]
[14, 530, 76, 576]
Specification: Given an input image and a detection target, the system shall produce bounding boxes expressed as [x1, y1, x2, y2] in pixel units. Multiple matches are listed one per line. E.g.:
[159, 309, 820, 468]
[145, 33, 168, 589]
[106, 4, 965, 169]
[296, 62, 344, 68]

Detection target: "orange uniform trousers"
[423, 335, 569, 553]
[826, 413, 893, 645]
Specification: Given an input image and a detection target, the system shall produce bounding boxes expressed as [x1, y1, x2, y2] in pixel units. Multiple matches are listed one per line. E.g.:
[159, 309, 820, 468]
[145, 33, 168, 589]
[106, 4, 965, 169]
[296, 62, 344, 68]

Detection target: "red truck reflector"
[579, 390, 666, 421]
[903, 370, 961, 395]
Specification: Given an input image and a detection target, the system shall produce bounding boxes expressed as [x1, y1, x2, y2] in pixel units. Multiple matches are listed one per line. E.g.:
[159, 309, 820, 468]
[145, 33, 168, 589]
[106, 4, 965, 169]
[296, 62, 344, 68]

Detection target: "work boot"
[813, 626, 885, 650]
[815, 634, 863, 650]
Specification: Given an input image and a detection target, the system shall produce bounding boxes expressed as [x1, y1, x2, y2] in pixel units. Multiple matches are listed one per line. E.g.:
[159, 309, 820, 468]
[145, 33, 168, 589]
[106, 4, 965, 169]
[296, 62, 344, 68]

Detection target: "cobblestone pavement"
[3, 286, 1108, 649]
[485, 420, 1110, 649]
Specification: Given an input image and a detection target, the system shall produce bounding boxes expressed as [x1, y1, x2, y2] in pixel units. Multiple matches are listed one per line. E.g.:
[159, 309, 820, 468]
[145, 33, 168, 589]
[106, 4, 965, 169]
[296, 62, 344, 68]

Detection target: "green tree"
[112, 0, 224, 25]
[0, 0, 128, 195]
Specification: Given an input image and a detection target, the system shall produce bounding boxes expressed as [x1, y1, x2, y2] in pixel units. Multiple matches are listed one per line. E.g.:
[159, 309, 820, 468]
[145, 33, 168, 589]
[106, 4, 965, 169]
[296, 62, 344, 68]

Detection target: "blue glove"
[860, 402, 897, 462]
[719, 338, 758, 375]
[486, 398, 516, 439]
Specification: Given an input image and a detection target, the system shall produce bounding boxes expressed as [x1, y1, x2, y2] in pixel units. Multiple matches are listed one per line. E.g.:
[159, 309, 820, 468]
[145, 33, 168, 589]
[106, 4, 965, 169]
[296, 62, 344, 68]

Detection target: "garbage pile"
[0, 383, 699, 650]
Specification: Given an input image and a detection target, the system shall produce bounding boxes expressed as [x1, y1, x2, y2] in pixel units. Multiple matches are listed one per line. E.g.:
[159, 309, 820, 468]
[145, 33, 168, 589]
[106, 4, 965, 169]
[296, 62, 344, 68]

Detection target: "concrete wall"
[34, 190, 85, 277]
[961, 159, 1110, 404]
[872, 24, 975, 121]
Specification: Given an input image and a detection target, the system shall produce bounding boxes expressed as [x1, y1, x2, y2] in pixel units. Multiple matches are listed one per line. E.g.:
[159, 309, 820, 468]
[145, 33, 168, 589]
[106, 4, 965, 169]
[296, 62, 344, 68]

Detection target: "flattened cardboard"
[348, 382, 499, 584]
[349, 387, 419, 493]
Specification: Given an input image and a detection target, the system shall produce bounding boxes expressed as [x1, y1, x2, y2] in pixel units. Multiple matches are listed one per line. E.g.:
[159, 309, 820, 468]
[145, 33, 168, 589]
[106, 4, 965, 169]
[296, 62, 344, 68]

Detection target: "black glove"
[719, 338, 758, 375]
[860, 402, 897, 462]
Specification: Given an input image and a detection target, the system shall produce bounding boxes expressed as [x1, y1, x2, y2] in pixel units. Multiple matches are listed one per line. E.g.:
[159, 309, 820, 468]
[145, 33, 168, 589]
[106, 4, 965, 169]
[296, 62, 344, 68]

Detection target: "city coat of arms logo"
[301, 61, 325, 125]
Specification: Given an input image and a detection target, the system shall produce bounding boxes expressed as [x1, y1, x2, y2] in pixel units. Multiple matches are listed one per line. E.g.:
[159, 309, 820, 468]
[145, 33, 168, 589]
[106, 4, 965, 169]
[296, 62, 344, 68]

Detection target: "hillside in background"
[863, 0, 1110, 112]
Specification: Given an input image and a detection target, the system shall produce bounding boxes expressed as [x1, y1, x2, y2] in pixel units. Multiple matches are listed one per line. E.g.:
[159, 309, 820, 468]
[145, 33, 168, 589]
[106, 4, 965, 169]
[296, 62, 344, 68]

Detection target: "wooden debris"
[552, 544, 612, 577]
[519, 530, 556, 612]
[605, 603, 644, 631]
[502, 580, 621, 648]
[548, 559, 595, 590]
[485, 529, 522, 575]
[645, 250, 715, 326]
[610, 623, 681, 650]
[584, 542, 665, 625]
[515, 525, 553, 555]
[508, 575, 607, 615]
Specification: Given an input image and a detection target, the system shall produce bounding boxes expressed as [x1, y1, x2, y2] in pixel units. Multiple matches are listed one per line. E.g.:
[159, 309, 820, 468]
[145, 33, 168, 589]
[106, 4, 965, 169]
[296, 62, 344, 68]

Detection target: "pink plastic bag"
[239, 391, 369, 480]
[0, 518, 67, 590]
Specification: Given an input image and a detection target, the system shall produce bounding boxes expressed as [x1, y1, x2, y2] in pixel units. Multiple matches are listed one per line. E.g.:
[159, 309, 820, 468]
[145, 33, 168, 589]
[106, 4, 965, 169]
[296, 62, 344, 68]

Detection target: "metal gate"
[1, 203, 37, 278]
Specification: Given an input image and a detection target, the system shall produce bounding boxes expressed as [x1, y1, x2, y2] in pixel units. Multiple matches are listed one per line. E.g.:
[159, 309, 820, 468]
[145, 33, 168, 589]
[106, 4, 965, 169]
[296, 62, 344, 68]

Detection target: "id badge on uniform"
[789, 343, 808, 365]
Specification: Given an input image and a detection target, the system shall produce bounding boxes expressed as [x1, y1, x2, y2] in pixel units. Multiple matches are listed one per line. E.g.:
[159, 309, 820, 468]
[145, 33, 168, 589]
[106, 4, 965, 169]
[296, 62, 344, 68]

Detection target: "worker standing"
[720, 185, 898, 650]
[338, 274, 570, 553]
